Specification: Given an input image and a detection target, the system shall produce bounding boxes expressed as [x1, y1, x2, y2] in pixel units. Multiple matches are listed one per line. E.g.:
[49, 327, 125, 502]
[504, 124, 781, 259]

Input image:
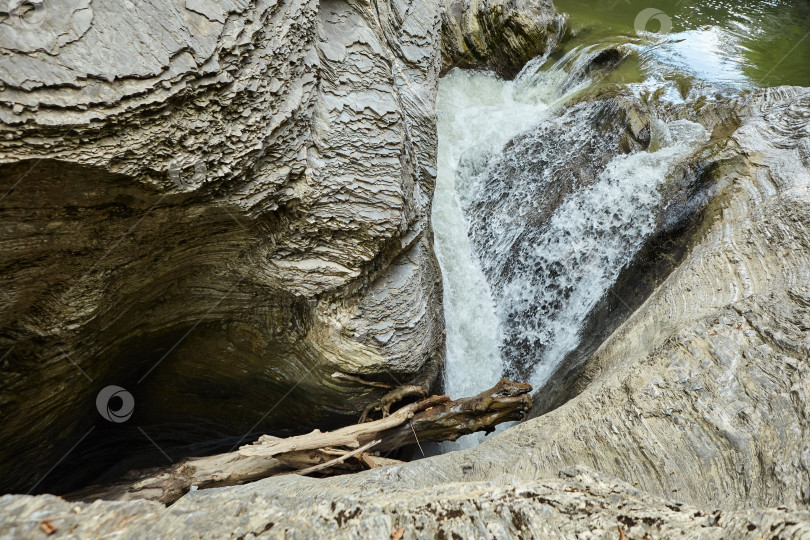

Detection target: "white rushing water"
[432, 70, 551, 449]
[433, 71, 549, 401]
[432, 50, 606, 413]
[433, 47, 711, 442]
[496, 118, 709, 388]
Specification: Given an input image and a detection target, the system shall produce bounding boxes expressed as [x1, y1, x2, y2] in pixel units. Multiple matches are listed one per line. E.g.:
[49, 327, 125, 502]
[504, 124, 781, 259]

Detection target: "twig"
[409, 420, 425, 457]
[293, 440, 381, 477]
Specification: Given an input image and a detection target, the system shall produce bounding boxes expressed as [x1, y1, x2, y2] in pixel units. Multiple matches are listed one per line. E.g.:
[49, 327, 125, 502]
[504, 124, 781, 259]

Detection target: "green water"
[553, 0, 810, 87]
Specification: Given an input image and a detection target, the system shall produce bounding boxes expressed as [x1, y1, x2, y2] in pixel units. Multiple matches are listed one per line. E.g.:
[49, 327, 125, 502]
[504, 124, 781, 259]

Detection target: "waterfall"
[433, 70, 550, 401]
[434, 46, 711, 439]
[432, 53, 597, 448]
[484, 118, 708, 389]
[432, 69, 552, 449]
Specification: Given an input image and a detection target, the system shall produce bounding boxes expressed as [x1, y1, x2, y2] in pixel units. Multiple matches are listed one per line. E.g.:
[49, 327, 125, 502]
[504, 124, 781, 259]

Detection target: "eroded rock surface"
[0, 0, 448, 493]
[6, 0, 810, 537]
[0, 0, 565, 497]
[441, 0, 565, 77]
[3, 81, 807, 538]
[523, 86, 810, 508]
[3, 467, 810, 538]
[267, 86, 810, 512]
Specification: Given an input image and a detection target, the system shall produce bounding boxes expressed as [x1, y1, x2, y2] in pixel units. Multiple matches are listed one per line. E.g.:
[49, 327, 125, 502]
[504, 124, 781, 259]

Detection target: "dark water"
[554, 0, 810, 87]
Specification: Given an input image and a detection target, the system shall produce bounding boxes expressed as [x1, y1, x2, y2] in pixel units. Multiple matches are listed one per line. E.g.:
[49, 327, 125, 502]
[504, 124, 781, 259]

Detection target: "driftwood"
[69, 379, 532, 505]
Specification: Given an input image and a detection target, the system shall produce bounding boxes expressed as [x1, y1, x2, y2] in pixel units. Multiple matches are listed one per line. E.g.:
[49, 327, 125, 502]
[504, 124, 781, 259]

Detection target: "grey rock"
[3, 82, 809, 540]
[3, 467, 810, 538]
[441, 0, 565, 77]
[0, 0, 447, 492]
[298, 86, 810, 513]
[7, 0, 809, 538]
[0, 0, 562, 498]
[319, 86, 810, 511]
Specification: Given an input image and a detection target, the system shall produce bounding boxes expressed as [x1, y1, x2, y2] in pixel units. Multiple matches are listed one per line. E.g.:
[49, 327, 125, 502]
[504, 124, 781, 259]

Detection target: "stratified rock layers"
[286, 86, 810, 513]
[3, 0, 810, 538]
[3, 82, 807, 540]
[0, 0, 448, 492]
[3, 467, 810, 538]
[250, 87, 809, 517]
[441, 0, 565, 77]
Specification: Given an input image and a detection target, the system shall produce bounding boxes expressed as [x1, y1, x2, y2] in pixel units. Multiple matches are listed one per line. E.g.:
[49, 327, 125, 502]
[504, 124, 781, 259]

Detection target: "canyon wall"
[0, 0, 450, 492]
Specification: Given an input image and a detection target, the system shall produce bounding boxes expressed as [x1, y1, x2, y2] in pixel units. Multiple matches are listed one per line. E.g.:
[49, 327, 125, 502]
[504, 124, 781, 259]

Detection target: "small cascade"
[435, 43, 713, 434]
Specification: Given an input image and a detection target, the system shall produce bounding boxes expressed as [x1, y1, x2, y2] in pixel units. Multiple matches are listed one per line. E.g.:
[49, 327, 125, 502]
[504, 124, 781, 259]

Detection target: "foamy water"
[434, 47, 710, 448]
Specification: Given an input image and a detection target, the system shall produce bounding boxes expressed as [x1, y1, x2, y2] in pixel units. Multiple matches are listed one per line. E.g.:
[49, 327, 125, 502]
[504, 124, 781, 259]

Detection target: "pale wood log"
[68, 379, 532, 506]
[292, 440, 381, 477]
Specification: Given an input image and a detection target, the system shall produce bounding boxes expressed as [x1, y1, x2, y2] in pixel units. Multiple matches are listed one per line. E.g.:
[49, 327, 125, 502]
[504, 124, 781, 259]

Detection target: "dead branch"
[68, 379, 532, 506]
[292, 439, 381, 477]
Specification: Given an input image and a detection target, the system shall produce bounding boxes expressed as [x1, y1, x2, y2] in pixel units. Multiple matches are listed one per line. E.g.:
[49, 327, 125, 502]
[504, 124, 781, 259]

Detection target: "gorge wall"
[0, 0, 559, 495]
[3, 0, 810, 538]
[0, 0, 451, 493]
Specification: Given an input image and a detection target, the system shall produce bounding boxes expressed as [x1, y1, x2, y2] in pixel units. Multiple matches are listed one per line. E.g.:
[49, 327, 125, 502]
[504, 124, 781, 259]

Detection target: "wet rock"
[505, 86, 810, 508]
[441, 0, 565, 78]
[222, 86, 810, 525]
[6, 84, 802, 539]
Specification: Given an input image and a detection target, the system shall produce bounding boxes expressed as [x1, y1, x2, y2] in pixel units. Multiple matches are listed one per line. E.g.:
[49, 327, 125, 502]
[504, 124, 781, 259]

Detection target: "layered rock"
[257, 85, 809, 512]
[0, 0, 447, 493]
[3, 467, 810, 538]
[3, 76, 807, 540]
[86, 83, 808, 538]
[0, 0, 567, 497]
[6, 0, 810, 537]
[522, 86, 810, 508]
[441, 0, 565, 77]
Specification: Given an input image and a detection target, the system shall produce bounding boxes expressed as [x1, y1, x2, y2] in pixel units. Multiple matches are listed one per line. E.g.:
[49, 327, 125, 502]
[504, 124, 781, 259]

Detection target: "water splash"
[432, 51, 614, 448]
[435, 44, 712, 436]
[432, 70, 551, 449]
[432, 82, 516, 399]
[434, 47, 619, 399]
[488, 118, 708, 388]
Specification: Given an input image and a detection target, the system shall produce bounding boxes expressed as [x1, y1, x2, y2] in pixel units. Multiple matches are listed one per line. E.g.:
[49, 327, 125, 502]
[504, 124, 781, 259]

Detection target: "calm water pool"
[553, 0, 810, 87]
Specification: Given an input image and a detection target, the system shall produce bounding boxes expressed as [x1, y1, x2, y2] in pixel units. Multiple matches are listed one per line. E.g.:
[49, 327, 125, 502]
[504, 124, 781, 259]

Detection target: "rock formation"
[526, 86, 810, 508]
[3, 467, 810, 538]
[239, 85, 809, 514]
[3, 0, 810, 537]
[0, 0, 448, 493]
[441, 0, 565, 77]
[0, 0, 565, 496]
[3, 79, 809, 538]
